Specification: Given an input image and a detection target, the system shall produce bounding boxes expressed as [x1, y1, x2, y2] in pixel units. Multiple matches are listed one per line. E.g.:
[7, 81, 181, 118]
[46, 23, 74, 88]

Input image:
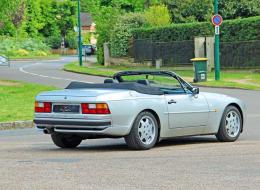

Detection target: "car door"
[165, 92, 209, 129]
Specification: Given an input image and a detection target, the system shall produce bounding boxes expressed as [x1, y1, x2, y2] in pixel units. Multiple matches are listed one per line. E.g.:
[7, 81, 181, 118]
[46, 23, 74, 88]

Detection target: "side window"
[149, 75, 185, 94]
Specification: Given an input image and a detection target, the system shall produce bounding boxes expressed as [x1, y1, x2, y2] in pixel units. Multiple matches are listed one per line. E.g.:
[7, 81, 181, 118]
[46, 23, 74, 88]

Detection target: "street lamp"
[77, 0, 83, 66]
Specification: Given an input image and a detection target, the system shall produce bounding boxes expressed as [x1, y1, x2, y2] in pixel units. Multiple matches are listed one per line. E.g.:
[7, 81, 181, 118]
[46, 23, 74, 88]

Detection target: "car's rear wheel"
[51, 132, 82, 148]
[216, 106, 242, 142]
[125, 111, 158, 150]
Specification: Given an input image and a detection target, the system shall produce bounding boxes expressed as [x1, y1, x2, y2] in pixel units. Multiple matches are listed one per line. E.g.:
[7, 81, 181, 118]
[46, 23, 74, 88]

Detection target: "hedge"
[133, 16, 260, 42]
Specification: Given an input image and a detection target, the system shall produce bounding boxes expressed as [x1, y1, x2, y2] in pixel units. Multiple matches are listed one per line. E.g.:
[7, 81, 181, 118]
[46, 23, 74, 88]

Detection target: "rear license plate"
[53, 105, 80, 113]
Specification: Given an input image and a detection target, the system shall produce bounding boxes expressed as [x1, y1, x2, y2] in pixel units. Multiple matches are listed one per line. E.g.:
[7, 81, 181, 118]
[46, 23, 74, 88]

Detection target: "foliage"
[0, 37, 50, 56]
[144, 4, 171, 26]
[45, 35, 62, 49]
[133, 16, 260, 42]
[110, 13, 146, 57]
[162, 0, 213, 23]
[65, 32, 77, 49]
[133, 22, 212, 42]
[0, 0, 76, 40]
[81, 0, 160, 12]
[83, 33, 92, 44]
[16, 49, 29, 56]
[221, 16, 260, 42]
[219, 0, 260, 20]
[95, 6, 121, 64]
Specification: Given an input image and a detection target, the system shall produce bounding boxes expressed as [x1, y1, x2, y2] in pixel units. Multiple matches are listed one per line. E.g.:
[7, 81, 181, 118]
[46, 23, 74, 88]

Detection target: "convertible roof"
[66, 82, 164, 95]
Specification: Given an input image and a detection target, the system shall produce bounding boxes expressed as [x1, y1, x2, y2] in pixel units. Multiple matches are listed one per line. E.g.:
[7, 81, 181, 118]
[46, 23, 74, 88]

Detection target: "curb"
[0, 121, 34, 130]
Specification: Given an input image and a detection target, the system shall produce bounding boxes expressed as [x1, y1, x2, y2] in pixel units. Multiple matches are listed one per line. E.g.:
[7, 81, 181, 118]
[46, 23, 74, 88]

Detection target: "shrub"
[34, 50, 48, 56]
[110, 13, 146, 57]
[133, 16, 260, 42]
[145, 4, 171, 27]
[65, 33, 77, 49]
[16, 49, 29, 56]
[45, 35, 61, 49]
[0, 37, 50, 57]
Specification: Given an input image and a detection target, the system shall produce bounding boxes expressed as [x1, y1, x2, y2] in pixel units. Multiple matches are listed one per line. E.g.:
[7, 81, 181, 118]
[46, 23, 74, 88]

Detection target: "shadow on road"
[33, 136, 219, 152]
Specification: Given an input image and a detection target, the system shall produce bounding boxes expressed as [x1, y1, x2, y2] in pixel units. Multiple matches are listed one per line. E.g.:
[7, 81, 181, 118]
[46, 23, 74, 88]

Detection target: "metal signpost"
[77, 0, 83, 66]
[212, 0, 223, 81]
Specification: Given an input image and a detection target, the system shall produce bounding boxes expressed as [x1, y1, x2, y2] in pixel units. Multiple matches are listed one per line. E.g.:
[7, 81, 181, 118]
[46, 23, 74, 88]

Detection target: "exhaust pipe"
[43, 128, 53, 134]
[43, 128, 49, 134]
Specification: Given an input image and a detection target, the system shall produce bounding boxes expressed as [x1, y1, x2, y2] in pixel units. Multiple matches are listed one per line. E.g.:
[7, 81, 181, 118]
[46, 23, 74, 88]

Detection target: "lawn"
[0, 80, 57, 122]
[64, 62, 260, 90]
[10, 54, 60, 60]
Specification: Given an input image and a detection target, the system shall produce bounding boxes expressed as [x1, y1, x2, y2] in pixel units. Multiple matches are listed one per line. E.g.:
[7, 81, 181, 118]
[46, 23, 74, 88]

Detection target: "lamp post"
[214, 0, 220, 80]
[77, 0, 83, 66]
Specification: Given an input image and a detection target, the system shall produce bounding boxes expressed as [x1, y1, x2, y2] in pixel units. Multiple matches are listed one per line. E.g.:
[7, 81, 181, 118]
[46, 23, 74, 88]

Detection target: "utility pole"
[77, 0, 83, 66]
[214, 0, 220, 80]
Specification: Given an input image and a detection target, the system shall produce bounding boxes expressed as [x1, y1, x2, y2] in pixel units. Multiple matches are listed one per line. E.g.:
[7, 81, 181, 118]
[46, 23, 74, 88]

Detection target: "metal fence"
[132, 39, 260, 68]
[220, 40, 260, 68]
[132, 39, 194, 66]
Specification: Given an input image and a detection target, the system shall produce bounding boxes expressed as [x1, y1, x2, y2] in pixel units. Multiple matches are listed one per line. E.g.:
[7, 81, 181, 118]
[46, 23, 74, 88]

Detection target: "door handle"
[168, 99, 177, 104]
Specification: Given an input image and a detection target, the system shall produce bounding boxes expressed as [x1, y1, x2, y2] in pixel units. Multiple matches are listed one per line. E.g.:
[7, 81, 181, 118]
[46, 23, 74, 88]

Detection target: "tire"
[216, 106, 242, 142]
[125, 111, 159, 150]
[51, 133, 82, 148]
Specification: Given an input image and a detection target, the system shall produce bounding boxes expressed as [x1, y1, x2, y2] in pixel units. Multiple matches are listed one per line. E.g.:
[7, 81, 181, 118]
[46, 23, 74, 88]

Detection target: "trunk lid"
[38, 88, 126, 98]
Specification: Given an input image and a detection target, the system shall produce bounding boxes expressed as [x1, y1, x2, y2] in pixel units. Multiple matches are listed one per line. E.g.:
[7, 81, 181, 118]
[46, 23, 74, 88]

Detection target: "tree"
[145, 4, 171, 26]
[162, 0, 213, 23]
[219, 0, 260, 20]
[110, 12, 146, 57]
[0, 0, 23, 36]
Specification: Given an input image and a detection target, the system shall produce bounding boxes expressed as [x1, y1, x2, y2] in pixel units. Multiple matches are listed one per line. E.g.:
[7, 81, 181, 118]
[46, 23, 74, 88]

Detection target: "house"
[80, 12, 96, 45]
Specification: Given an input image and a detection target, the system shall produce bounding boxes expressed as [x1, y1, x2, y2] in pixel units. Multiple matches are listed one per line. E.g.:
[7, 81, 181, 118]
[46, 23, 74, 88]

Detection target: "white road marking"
[19, 62, 93, 83]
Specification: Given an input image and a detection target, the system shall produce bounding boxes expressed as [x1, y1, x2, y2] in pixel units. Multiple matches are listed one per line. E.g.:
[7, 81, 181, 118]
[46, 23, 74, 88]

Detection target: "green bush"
[133, 16, 260, 42]
[45, 36, 61, 49]
[110, 13, 146, 57]
[145, 4, 171, 27]
[0, 37, 50, 56]
[65, 33, 77, 49]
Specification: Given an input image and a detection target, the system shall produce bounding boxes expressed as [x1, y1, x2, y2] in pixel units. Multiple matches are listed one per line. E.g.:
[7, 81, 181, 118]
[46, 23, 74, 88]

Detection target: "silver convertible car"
[34, 71, 246, 150]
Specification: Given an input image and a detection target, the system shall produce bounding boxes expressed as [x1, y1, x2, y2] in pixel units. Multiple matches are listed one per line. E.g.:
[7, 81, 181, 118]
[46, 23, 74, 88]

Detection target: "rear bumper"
[34, 119, 111, 127]
[34, 118, 130, 137]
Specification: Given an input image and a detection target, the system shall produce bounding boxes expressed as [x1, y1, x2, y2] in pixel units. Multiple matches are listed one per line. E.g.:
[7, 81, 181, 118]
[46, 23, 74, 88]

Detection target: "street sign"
[215, 26, 220, 35]
[211, 14, 223, 26]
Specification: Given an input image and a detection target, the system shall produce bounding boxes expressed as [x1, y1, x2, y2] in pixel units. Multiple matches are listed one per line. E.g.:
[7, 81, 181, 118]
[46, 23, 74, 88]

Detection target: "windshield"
[120, 73, 186, 94]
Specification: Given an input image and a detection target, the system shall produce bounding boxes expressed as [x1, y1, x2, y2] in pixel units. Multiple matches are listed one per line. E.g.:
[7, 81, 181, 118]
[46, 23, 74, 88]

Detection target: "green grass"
[0, 80, 57, 122]
[64, 62, 260, 90]
[10, 54, 60, 60]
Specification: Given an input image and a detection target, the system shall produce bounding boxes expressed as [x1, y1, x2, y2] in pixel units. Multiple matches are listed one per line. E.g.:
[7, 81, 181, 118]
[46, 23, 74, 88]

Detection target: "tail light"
[35, 102, 52, 113]
[81, 103, 110, 114]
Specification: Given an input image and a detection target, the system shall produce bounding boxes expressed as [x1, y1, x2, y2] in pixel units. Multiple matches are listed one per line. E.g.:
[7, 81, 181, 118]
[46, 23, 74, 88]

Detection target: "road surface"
[0, 57, 259, 189]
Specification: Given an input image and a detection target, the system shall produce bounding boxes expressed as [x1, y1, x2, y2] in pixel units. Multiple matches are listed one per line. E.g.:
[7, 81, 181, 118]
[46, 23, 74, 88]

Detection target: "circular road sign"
[211, 14, 223, 26]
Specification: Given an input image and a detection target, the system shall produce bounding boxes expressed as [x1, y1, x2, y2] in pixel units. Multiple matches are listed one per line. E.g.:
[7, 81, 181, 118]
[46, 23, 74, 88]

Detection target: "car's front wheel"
[51, 133, 82, 148]
[125, 111, 159, 150]
[216, 106, 242, 142]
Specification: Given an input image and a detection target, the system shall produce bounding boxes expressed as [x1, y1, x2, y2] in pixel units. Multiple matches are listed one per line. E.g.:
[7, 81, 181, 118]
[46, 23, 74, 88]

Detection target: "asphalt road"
[0, 57, 260, 189]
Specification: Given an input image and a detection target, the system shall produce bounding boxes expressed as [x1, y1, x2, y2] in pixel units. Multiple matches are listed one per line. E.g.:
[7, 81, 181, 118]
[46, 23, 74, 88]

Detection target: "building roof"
[80, 13, 93, 27]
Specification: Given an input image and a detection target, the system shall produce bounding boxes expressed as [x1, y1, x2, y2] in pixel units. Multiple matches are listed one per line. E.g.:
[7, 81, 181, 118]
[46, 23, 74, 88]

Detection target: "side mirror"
[192, 87, 199, 95]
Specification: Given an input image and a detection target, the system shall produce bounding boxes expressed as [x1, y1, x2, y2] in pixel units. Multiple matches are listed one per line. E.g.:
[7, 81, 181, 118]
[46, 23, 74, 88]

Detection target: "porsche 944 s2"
[34, 71, 246, 150]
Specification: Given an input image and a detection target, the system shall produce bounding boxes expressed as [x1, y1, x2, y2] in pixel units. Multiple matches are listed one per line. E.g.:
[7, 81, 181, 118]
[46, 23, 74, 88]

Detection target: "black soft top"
[66, 82, 164, 95]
